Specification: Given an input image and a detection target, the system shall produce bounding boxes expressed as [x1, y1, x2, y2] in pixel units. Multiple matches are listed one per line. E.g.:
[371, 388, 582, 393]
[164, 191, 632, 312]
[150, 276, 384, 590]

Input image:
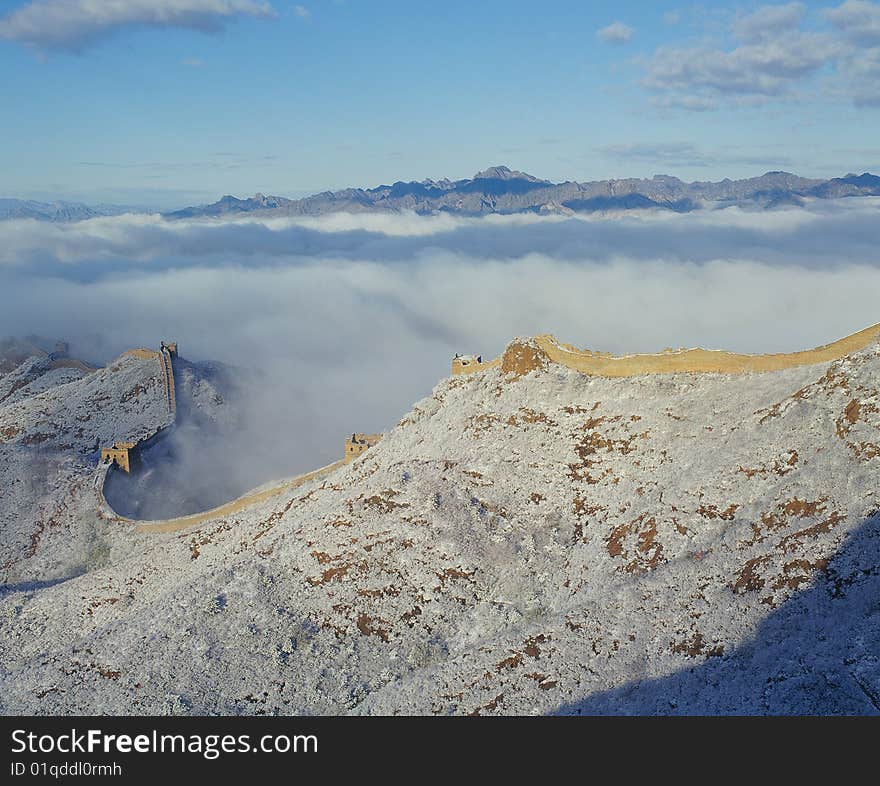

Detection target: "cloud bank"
[2, 198, 879, 274]
[0, 0, 275, 51]
[2, 203, 878, 510]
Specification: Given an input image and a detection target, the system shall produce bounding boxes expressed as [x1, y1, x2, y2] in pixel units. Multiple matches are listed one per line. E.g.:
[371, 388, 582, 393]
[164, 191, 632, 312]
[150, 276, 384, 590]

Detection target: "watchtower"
[101, 441, 137, 473]
[161, 341, 178, 359]
[344, 433, 382, 463]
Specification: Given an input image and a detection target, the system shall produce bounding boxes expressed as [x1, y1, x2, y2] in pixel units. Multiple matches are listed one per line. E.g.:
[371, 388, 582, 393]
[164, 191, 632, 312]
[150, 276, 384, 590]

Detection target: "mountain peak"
[472, 165, 543, 182]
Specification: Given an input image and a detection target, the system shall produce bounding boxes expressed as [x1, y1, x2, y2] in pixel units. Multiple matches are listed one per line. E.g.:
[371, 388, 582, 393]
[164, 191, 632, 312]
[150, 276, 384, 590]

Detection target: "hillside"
[0, 344, 236, 591]
[0, 330, 879, 715]
[0, 349, 172, 587]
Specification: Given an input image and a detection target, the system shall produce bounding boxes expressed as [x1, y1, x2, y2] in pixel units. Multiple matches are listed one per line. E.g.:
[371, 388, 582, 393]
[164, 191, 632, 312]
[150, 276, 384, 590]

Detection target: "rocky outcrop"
[500, 338, 550, 379]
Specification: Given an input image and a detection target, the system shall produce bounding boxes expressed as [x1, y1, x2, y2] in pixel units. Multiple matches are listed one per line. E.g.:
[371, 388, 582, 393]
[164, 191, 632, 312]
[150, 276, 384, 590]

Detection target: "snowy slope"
[0, 351, 172, 587]
[0, 337, 879, 715]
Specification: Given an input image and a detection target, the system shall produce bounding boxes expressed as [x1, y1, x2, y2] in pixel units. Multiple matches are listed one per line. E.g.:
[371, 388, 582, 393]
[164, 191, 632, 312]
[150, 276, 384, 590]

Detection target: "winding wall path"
[99, 460, 346, 534]
[103, 347, 349, 534]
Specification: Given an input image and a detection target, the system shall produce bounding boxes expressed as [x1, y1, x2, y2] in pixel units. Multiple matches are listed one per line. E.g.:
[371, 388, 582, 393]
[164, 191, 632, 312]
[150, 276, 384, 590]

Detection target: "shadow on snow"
[555, 511, 880, 715]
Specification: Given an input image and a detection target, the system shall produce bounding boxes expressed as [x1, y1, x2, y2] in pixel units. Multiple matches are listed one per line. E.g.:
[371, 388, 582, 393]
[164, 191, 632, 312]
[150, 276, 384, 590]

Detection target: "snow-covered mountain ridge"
[1, 329, 879, 714]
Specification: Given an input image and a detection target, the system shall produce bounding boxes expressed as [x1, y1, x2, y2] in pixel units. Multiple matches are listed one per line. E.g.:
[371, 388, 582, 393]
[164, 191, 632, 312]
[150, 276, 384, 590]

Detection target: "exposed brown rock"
[501, 340, 550, 379]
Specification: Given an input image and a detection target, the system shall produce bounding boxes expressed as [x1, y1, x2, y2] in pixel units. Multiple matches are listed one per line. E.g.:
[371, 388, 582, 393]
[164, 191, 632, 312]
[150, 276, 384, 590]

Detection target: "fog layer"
[2, 201, 878, 510]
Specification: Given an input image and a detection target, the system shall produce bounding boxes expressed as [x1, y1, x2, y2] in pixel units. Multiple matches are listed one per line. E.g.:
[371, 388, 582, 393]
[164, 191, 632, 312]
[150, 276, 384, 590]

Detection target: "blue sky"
[1, 0, 879, 208]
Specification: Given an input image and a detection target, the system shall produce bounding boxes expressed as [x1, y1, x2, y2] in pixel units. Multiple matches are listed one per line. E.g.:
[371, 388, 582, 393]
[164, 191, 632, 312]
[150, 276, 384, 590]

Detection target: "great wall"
[96, 322, 880, 533]
[118, 460, 348, 534]
[96, 343, 385, 533]
[453, 321, 880, 378]
[103, 343, 178, 475]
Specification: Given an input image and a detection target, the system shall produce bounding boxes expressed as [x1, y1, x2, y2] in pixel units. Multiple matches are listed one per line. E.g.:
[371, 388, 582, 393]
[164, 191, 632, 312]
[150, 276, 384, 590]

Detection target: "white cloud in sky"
[731, 2, 805, 42]
[826, 0, 880, 45]
[294, 5, 310, 20]
[597, 21, 633, 44]
[826, 0, 880, 105]
[644, 31, 842, 100]
[0, 0, 276, 51]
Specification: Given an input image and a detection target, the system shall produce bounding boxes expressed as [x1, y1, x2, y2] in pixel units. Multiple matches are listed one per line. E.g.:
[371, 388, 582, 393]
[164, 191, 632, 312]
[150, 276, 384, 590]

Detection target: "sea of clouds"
[2, 199, 879, 504]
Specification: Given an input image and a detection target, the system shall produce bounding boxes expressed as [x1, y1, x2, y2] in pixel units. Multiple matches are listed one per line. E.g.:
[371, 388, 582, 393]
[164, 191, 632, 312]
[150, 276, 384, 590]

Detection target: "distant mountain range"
[0, 198, 131, 222]
[167, 166, 880, 218]
[4, 167, 880, 222]
[165, 167, 880, 220]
